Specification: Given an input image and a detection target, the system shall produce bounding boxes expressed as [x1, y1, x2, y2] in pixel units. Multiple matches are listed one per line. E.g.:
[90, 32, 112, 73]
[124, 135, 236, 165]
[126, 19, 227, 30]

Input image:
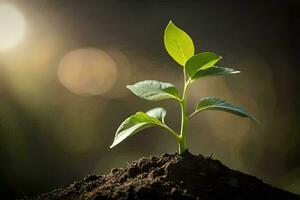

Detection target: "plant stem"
[178, 71, 190, 154]
[179, 100, 187, 153]
[161, 124, 180, 140]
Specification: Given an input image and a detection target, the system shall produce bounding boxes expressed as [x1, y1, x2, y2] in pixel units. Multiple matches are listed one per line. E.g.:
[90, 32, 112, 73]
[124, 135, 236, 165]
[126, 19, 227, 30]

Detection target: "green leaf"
[127, 80, 180, 101]
[164, 20, 194, 66]
[110, 107, 166, 148]
[191, 66, 240, 80]
[146, 107, 167, 123]
[191, 97, 258, 122]
[185, 52, 222, 77]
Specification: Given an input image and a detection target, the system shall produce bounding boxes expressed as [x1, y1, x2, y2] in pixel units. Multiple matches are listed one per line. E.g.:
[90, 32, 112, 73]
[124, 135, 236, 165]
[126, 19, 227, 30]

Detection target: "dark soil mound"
[26, 151, 299, 200]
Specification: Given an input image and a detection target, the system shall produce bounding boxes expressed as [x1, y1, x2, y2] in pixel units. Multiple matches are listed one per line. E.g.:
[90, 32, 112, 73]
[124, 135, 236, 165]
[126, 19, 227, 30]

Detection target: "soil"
[24, 151, 300, 200]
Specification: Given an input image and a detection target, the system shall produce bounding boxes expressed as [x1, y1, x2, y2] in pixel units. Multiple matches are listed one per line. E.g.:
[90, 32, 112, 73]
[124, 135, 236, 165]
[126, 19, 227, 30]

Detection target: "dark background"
[0, 0, 299, 199]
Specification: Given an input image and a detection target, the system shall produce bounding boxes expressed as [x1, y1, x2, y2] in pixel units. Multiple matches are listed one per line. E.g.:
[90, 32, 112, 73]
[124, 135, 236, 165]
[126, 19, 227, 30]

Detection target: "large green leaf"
[127, 80, 180, 101]
[191, 97, 258, 122]
[110, 108, 166, 148]
[185, 52, 222, 77]
[164, 20, 194, 66]
[191, 66, 240, 80]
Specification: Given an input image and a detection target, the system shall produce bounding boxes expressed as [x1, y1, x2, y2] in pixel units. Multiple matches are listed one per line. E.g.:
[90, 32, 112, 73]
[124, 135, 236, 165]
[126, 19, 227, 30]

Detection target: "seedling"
[110, 21, 258, 154]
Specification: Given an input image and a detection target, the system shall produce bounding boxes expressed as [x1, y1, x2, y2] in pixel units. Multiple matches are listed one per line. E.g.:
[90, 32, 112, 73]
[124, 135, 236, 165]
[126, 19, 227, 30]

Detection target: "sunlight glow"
[58, 48, 118, 96]
[0, 4, 25, 50]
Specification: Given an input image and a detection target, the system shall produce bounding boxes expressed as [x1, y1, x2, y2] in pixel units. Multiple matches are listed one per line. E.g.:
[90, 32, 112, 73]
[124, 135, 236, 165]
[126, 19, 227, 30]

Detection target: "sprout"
[110, 21, 258, 154]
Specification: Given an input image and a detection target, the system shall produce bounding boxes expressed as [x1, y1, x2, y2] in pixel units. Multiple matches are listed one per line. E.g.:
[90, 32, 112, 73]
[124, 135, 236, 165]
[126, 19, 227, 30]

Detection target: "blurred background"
[0, 0, 299, 198]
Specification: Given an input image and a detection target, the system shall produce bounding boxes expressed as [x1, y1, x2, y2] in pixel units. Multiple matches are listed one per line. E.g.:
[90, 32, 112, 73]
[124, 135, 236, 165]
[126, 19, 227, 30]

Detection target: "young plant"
[110, 21, 258, 154]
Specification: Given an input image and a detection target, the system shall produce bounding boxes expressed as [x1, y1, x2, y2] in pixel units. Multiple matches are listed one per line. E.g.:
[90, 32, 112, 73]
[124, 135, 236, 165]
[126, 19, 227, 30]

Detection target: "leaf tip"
[251, 117, 261, 124]
[165, 20, 174, 33]
[110, 138, 120, 148]
[167, 19, 176, 27]
[109, 142, 116, 149]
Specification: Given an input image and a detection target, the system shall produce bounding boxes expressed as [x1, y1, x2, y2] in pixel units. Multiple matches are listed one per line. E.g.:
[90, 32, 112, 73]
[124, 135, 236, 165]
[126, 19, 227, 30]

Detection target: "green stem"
[178, 71, 190, 154]
[179, 101, 187, 153]
[161, 124, 180, 140]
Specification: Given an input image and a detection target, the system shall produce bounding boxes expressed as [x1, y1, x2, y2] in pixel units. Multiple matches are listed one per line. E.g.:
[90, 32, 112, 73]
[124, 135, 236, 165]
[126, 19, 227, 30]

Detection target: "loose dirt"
[25, 151, 300, 200]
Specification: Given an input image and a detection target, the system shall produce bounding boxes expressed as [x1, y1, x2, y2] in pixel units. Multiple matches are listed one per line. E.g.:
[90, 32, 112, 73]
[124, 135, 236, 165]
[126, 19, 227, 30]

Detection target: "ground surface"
[25, 151, 299, 200]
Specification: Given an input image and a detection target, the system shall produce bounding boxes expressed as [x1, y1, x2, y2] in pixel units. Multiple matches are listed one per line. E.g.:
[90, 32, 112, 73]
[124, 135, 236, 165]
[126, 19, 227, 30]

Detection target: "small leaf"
[191, 66, 240, 80]
[164, 20, 194, 66]
[127, 80, 179, 101]
[146, 107, 167, 123]
[192, 97, 258, 122]
[185, 52, 222, 77]
[110, 108, 166, 148]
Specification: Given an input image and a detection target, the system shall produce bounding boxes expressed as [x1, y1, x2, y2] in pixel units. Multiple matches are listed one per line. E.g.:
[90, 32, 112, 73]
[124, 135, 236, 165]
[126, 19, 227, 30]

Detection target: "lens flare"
[0, 4, 25, 50]
[58, 48, 118, 96]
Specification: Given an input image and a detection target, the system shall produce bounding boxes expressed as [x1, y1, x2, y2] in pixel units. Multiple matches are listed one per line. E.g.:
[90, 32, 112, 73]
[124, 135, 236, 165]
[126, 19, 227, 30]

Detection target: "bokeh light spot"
[0, 4, 25, 50]
[58, 48, 118, 96]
